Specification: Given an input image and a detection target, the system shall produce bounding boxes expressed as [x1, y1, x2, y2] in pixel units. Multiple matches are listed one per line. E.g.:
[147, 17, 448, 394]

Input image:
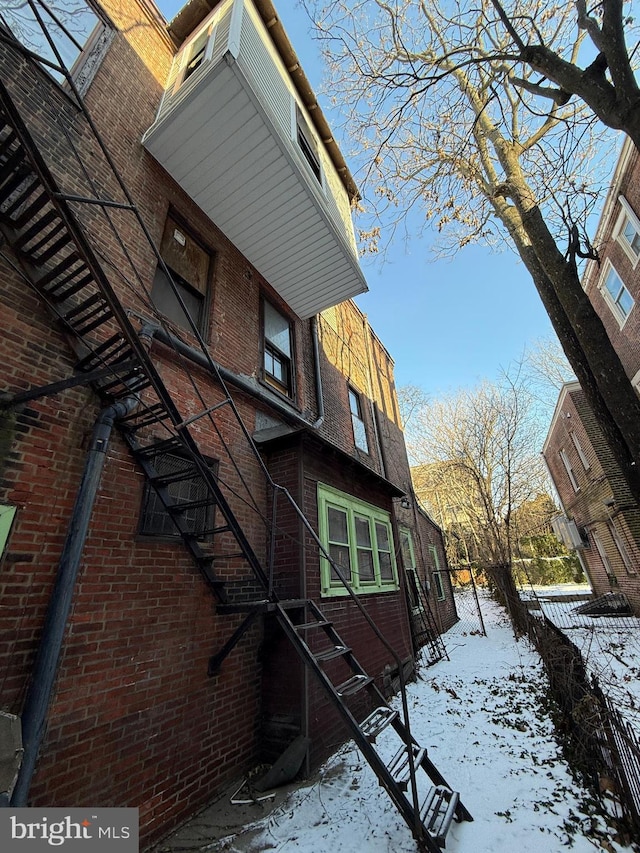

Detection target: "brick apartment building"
[0, 0, 459, 846]
[543, 138, 640, 614]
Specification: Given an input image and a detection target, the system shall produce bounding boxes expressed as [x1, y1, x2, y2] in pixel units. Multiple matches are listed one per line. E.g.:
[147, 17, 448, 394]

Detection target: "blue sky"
[157, 1, 555, 394]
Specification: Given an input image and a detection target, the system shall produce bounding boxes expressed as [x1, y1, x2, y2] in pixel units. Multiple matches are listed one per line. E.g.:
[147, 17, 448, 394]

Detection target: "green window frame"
[428, 544, 446, 601]
[318, 484, 398, 596]
[400, 526, 423, 613]
[0, 505, 16, 558]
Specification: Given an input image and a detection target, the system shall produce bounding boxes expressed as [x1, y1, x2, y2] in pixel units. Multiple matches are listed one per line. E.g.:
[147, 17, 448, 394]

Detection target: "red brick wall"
[543, 384, 640, 613]
[0, 0, 433, 842]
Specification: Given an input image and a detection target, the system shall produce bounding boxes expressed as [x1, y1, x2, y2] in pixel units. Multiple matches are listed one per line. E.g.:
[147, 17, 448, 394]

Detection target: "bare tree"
[408, 373, 545, 625]
[306, 0, 640, 502]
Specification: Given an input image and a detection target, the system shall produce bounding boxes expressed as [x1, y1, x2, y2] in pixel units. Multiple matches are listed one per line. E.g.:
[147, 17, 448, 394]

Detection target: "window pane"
[618, 286, 634, 317]
[375, 522, 390, 552]
[264, 302, 291, 356]
[328, 506, 348, 544]
[605, 268, 622, 301]
[151, 267, 203, 331]
[2, 1, 100, 77]
[434, 572, 445, 600]
[355, 515, 371, 548]
[357, 549, 375, 580]
[352, 415, 369, 452]
[329, 544, 350, 581]
[379, 551, 393, 580]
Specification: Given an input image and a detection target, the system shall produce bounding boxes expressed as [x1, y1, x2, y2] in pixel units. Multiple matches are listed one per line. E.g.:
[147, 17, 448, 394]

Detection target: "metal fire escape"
[0, 6, 471, 848]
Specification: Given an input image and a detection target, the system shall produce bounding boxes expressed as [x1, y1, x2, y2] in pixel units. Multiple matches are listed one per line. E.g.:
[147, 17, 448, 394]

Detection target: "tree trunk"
[496, 193, 640, 504]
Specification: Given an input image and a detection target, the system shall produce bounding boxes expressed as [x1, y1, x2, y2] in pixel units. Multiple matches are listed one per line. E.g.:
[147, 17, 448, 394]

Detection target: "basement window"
[151, 214, 212, 335]
[139, 453, 216, 539]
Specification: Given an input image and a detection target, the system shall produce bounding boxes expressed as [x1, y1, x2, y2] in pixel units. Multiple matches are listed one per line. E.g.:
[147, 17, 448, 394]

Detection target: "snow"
[158, 594, 638, 853]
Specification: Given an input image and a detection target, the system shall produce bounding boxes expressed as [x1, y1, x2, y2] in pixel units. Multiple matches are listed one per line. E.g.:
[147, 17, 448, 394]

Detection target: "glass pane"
[434, 572, 445, 600]
[264, 302, 291, 356]
[618, 286, 634, 317]
[352, 415, 369, 452]
[357, 549, 375, 581]
[355, 515, 371, 548]
[400, 530, 414, 567]
[2, 1, 100, 79]
[329, 544, 350, 581]
[151, 267, 203, 331]
[379, 552, 393, 580]
[328, 506, 348, 544]
[375, 522, 390, 552]
[348, 389, 360, 417]
[605, 268, 622, 301]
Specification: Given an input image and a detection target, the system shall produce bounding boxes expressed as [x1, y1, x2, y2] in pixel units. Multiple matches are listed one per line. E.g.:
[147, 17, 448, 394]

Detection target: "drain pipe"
[150, 317, 325, 429]
[10, 396, 138, 807]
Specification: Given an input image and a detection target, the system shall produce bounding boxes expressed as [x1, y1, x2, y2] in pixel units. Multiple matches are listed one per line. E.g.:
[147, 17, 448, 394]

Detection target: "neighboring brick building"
[0, 0, 458, 846]
[543, 139, 640, 615]
[543, 380, 640, 613]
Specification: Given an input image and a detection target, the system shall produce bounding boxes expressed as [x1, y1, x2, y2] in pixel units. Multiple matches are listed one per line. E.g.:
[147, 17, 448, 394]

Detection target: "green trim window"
[428, 544, 446, 601]
[318, 484, 398, 596]
[0, 505, 16, 558]
[400, 526, 423, 613]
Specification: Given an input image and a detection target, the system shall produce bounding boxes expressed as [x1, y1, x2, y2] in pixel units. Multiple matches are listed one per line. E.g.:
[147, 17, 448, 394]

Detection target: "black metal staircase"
[0, 22, 472, 849]
[274, 599, 472, 850]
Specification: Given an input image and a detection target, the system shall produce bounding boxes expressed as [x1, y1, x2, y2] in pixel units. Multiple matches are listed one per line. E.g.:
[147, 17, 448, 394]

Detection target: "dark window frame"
[151, 211, 214, 336]
[261, 298, 296, 399]
[295, 105, 322, 185]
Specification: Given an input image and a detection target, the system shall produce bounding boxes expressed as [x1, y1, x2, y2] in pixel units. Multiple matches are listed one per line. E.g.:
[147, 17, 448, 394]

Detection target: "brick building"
[0, 0, 461, 847]
[543, 138, 640, 614]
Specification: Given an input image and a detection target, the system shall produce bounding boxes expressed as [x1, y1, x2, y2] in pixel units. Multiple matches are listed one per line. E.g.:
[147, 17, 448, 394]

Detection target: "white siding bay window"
[143, 0, 367, 319]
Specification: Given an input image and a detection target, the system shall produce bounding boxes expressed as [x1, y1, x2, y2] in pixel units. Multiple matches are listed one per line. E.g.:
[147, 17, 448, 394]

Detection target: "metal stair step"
[335, 674, 373, 697]
[314, 644, 350, 663]
[388, 743, 427, 790]
[295, 619, 332, 631]
[360, 706, 398, 742]
[420, 786, 460, 848]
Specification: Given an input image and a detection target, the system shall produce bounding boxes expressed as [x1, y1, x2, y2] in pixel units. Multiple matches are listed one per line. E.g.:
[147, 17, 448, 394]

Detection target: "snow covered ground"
[159, 594, 638, 853]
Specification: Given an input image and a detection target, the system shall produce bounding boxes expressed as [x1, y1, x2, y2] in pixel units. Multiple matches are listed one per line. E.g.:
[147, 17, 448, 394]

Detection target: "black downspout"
[9, 396, 138, 807]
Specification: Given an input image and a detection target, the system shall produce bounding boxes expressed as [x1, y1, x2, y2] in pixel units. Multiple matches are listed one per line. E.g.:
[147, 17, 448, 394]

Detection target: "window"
[262, 300, 294, 397]
[182, 28, 210, 82]
[400, 527, 423, 613]
[318, 484, 398, 595]
[615, 197, 640, 265]
[428, 544, 446, 601]
[295, 105, 322, 184]
[570, 431, 590, 471]
[151, 215, 211, 334]
[608, 521, 636, 575]
[600, 263, 634, 325]
[590, 528, 617, 584]
[0, 505, 17, 558]
[559, 448, 580, 492]
[348, 387, 369, 453]
[1, 0, 107, 84]
[140, 453, 215, 538]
